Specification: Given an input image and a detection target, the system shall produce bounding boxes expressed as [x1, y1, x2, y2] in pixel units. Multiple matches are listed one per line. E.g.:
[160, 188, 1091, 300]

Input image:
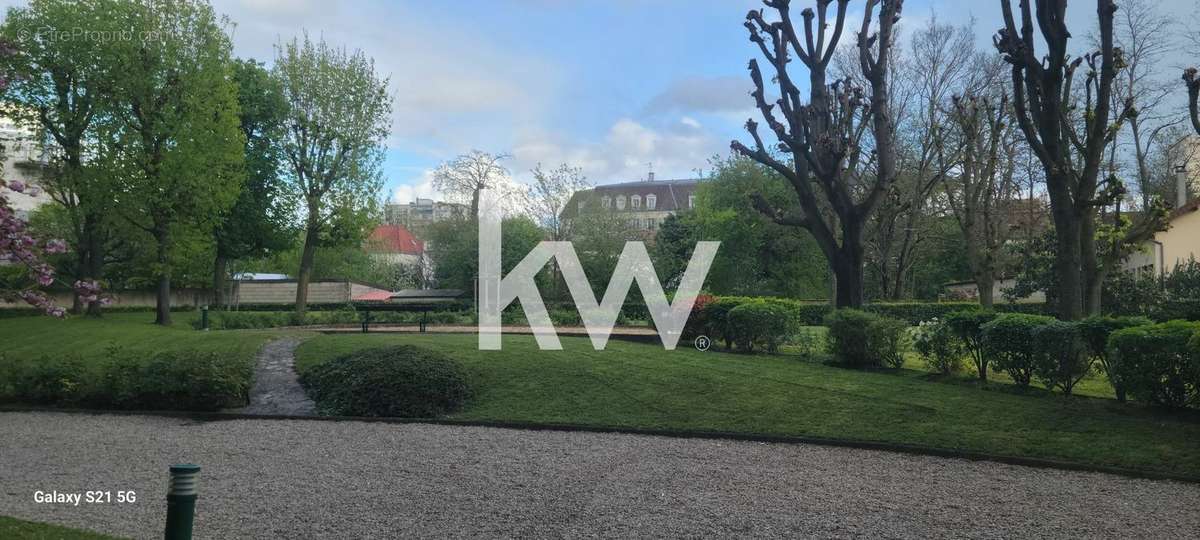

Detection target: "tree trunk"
[212, 253, 228, 309]
[153, 225, 172, 326]
[83, 215, 104, 317]
[1047, 177, 1085, 320]
[294, 223, 320, 318]
[977, 271, 995, 309]
[71, 247, 87, 315]
[832, 244, 865, 309]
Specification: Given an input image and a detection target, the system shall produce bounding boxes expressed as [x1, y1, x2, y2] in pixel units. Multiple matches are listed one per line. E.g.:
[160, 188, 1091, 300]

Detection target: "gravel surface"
[229, 338, 314, 416]
[1, 411, 1197, 539]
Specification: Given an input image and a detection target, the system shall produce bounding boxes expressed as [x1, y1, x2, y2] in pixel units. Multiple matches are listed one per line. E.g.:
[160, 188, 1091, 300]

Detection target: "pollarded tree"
[211, 59, 295, 307]
[275, 34, 392, 317]
[994, 0, 1148, 319]
[1187, 68, 1199, 135]
[731, 0, 903, 308]
[106, 0, 245, 325]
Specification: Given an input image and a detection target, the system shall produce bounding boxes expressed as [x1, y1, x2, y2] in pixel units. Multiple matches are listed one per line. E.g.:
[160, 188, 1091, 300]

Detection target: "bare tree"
[1188, 0, 1200, 136]
[945, 90, 1019, 308]
[1105, 0, 1184, 206]
[525, 163, 590, 242]
[525, 163, 590, 301]
[994, 0, 1137, 319]
[866, 16, 976, 300]
[1188, 68, 1200, 135]
[731, 0, 902, 308]
[432, 150, 513, 220]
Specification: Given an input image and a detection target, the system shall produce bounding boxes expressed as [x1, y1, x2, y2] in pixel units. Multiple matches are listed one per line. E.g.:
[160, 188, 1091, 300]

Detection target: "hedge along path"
[231, 338, 316, 416]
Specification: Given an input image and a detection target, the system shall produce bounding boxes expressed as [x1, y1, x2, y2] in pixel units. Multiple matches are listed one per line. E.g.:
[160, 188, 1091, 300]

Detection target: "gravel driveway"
[1, 412, 1196, 539]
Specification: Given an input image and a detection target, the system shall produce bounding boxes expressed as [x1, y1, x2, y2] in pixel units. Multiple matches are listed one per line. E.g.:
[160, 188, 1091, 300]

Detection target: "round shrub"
[727, 300, 794, 353]
[944, 309, 998, 381]
[1108, 321, 1200, 410]
[1031, 320, 1091, 395]
[1077, 316, 1153, 401]
[912, 318, 965, 375]
[825, 309, 908, 369]
[981, 313, 1055, 387]
[701, 297, 751, 349]
[300, 345, 472, 417]
[682, 294, 716, 340]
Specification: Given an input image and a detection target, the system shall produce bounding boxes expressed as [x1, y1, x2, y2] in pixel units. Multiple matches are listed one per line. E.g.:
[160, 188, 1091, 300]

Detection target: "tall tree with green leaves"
[105, 0, 244, 325]
[275, 34, 391, 317]
[0, 0, 130, 316]
[211, 59, 294, 307]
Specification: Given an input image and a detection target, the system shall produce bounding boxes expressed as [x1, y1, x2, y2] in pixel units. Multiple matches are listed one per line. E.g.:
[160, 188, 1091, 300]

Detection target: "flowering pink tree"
[0, 178, 100, 316]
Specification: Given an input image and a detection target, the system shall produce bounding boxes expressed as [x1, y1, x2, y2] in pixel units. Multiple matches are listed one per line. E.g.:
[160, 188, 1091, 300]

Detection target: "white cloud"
[509, 117, 720, 185]
[644, 75, 753, 115]
[213, 0, 561, 156]
[390, 170, 439, 204]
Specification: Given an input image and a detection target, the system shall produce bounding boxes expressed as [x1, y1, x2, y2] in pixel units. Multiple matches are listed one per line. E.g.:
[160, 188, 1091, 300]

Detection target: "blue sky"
[6, 0, 1196, 202]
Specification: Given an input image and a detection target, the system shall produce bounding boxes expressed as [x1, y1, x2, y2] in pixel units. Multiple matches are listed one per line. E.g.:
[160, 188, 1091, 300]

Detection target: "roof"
[390, 289, 466, 299]
[562, 178, 702, 219]
[368, 224, 424, 255]
[233, 272, 290, 280]
[352, 290, 394, 302]
[388, 289, 468, 306]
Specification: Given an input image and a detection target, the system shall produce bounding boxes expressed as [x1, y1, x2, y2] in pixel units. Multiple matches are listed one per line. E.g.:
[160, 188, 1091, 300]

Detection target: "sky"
[5, 0, 1198, 203]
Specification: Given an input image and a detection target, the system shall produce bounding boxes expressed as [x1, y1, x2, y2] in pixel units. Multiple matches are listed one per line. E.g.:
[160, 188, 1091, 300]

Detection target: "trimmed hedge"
[824, 309, 909, 369]
[196, 309, 476, 330]
[300, 345, 472, 417]
[944, 310, 999, 381]
[1031, 320, 1092, 395]
[981, 313, 1056, 388]
[695, 297, 1049, 330]
[1077, 316, 1153, 401]
[0, 350, 253, 411]
[912, 318, 966, 375]
[727, 300, 795, 353]
[1108, 321, 1200, 410]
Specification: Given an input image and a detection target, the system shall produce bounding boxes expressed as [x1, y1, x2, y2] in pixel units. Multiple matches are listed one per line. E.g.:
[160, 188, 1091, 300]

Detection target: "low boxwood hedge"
[824, 309, 909, 369]
[299, 345, 472, 417]
[980, 313, 1056, 388]
[1108, 321, 1200, 410]
[0, 350, 253, 411]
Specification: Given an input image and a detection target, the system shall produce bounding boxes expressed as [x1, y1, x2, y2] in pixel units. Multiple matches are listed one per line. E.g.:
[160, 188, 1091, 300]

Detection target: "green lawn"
[296, 333, 1200, 477]
[0, 516, 122, 540]
[0, 312, 277, 364]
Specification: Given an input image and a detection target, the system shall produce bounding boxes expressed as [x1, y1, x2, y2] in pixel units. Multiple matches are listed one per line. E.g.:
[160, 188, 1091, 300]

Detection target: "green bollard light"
[165, 464, 200, 540]
[200, 306, 209, 331]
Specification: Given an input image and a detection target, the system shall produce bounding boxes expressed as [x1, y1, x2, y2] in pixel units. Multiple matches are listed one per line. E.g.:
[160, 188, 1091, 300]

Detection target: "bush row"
[0, 349, 253, 411]
[196, 309, 476, 330]
[914, 311, 1200, 408]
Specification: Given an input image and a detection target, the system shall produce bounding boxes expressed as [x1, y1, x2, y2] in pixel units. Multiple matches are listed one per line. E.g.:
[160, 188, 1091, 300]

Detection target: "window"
[646, 194, 656, 209]
[616, 195, 626, 210]
[688, 195, 695, 209]
[601, 196, 611, 209]
[631, 195, 641, 209]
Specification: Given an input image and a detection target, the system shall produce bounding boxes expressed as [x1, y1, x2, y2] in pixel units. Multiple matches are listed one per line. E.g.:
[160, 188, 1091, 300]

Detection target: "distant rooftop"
[593, 178, 701, 189]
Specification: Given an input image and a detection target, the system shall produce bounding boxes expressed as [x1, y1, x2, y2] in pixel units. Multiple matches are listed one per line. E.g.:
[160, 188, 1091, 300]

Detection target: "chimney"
[1177, 165, 1189, 209]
